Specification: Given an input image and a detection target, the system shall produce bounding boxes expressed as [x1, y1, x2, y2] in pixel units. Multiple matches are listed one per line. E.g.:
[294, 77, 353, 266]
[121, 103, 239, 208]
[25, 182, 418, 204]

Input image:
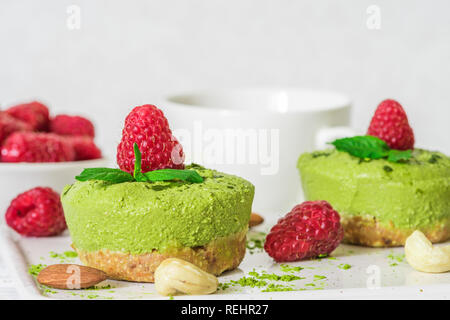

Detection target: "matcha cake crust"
[74, 228, 247, 282]
[342, 215, 450, 247]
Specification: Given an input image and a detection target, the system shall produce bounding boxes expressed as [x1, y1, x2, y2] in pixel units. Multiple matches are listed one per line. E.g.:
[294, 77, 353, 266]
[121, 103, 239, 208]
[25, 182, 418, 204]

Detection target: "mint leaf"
[133, 143, 150, 182]
[387, 149, 412, 163]
[331, 136, 390, 159]
[133, 143, 142, 179]
[134, 172, 149, 182]
[75, 168, 134, 183]
[142, 169, 204, 183]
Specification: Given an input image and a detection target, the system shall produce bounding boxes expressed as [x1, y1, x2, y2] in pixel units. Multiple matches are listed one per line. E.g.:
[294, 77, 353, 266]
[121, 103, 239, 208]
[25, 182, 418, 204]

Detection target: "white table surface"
[0, 253, 20, 299]
[0, 219, 19, 299]
[1, 224, 449, 300]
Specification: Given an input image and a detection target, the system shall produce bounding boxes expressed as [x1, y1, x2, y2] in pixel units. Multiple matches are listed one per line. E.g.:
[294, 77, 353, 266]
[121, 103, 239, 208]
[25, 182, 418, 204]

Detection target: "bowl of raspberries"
[0, 100, 108, 218]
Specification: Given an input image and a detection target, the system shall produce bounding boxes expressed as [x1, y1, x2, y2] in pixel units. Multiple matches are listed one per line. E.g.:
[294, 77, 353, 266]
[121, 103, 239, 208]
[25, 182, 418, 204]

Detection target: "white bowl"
[0, 158, 111, 220]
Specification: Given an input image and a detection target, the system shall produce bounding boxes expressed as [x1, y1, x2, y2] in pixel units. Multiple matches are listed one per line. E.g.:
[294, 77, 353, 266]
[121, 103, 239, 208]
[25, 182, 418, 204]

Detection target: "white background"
[0, 1, 449, 300]
[1, 0, 449, 156]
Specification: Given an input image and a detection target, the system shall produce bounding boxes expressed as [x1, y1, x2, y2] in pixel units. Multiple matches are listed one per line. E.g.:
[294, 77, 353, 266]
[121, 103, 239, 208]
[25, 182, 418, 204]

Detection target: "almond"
[249, 212, 264, 227]
[37, 264, 107, 289]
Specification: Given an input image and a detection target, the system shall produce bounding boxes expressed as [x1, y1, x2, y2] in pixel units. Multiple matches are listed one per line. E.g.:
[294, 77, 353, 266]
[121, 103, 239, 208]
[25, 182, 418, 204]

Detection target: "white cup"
[162, 88, 353, 216]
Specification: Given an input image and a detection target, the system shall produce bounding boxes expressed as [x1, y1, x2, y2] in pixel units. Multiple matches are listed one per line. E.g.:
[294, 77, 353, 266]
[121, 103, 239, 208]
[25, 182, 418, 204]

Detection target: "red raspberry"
[6, 101, 50, 132]
[1, 132, 75, 163]
[367, 99, 415, 150]
[117, 104, 184, 174]
[264, 201, 344, 262]
[0, 112, 32, 144]
[50, 115, 95, 138]
[68, 136, 102, 160]
[5, 187, 66, 237]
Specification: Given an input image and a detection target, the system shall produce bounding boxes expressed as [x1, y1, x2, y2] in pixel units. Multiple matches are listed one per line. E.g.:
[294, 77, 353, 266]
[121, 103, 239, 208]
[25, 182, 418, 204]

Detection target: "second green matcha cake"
[298, 149, 450, 247]
[62, 165, 254, 282]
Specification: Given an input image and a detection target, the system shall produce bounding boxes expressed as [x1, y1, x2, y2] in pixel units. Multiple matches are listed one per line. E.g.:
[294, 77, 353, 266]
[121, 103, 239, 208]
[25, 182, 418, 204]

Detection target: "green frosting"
[62, 165, 254, 254]
[297, 149, 450, 229]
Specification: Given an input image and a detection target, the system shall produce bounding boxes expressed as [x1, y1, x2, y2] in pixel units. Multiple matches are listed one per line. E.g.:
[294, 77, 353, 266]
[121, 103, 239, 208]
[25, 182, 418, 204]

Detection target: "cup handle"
[315, 126, 356, 149]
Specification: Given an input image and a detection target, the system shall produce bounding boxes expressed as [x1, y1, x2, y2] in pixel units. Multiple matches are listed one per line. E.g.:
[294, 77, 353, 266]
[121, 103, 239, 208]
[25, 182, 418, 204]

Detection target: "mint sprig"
[330, 136, 412, 163]
[75, 143, 203, 184]
[133, 143, 142, 178]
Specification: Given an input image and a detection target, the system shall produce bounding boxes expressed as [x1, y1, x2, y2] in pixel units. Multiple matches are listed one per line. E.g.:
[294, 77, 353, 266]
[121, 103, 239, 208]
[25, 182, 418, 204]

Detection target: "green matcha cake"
[297, 149, 450, 247]
[62, 165, 255, 282]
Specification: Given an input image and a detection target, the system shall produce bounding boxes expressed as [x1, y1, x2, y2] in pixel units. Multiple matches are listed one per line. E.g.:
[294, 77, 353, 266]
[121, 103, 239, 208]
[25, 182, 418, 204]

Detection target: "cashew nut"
[154, 258, 218, 296]
[405, 230, 450, 273]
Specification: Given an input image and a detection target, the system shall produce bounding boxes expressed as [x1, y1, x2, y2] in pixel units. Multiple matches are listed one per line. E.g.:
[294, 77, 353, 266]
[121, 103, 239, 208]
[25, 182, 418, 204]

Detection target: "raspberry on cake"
[117, 104, 185, 174]
[367, 99, 415, 150]
[1, 132, 75, 162]
[6, 101, 50, 132]
[5, 187, 67, 237]
[264, 201, 344, 262]
[50, 115, 95, 138]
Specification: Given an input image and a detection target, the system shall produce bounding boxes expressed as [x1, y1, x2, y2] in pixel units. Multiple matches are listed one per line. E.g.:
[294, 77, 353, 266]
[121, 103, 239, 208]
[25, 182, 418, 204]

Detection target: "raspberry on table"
[68, 136, 102, 160]
[0, 112, 31, 144]
[264, 201, 344, 262]
[6, 101, 50, 132]
[367, 99, 415, 150]
[117, 104, 185, 174]
[0, 132, 75, 162]
[5, 187, 67, 237]
[50, 114, 95, 138]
